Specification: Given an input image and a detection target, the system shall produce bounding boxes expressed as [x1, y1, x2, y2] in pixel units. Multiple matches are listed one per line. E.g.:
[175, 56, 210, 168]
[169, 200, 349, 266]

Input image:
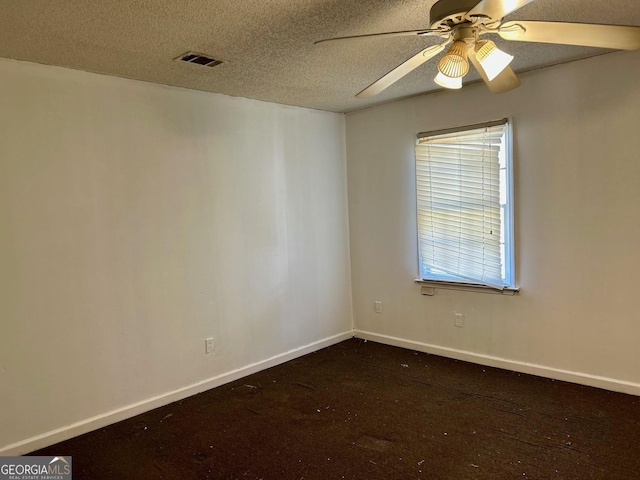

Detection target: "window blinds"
[415, 122, 507, 288]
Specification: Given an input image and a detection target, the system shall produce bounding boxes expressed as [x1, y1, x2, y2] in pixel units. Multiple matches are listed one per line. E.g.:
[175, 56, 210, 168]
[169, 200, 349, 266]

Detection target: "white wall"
[347, 50, 640, 394]
[0, 58, 353, 453]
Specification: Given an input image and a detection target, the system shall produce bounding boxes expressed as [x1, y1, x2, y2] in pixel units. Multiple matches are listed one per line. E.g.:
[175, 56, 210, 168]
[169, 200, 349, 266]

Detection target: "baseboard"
[1, 330, 354, 456]
[354, 330, 640, 397]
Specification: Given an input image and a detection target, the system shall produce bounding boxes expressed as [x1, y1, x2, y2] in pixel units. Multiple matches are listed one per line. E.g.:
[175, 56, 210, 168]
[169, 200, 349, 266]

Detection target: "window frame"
[414, 118, 517, 292]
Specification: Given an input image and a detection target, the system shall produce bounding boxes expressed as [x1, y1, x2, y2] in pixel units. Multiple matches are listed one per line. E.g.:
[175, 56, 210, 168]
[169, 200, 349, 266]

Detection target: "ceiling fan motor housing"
[430, 0, 483, 29]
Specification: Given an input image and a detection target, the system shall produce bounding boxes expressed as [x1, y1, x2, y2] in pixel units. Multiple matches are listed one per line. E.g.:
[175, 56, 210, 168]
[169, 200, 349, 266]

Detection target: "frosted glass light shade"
[475, 40, 514, 81]
[434, 72, 462, 89]
[437, 40, 470, 78]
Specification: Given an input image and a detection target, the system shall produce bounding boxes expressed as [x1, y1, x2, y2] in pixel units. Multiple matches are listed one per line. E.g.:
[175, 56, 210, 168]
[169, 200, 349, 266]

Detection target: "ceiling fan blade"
[315, 29, 442, 45]
[356, 42, 448, 98]
[466, 0, 536, 22]
[468, 49, 520, 93]
[499, 21, 640, 50]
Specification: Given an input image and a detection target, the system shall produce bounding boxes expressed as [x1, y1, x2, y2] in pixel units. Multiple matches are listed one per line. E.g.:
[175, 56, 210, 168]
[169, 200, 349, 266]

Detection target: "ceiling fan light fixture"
[434, 71, 463, 89]
[475, 40, 514, 81]
[437, 40, 470, 78]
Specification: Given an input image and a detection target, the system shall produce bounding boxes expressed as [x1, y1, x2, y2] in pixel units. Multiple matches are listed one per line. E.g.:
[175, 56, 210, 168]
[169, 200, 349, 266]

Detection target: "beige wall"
[0, 58, 353, 453]
[346, 50, 640, 394]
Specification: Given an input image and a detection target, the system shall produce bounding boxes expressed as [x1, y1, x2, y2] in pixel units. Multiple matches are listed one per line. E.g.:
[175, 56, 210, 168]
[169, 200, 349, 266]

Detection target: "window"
[414, 119, 515, 290]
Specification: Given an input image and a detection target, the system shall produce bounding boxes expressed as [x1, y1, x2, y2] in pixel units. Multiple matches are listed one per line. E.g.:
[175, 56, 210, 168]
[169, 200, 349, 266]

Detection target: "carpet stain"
[355, 435, 394, 452]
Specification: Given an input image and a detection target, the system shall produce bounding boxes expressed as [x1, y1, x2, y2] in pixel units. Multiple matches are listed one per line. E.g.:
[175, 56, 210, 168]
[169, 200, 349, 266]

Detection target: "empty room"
[1, 0, 640, 478]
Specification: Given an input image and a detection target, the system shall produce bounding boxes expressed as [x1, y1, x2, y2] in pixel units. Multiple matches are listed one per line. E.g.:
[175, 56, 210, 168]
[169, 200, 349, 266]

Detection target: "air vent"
[176, 52, 223, 68]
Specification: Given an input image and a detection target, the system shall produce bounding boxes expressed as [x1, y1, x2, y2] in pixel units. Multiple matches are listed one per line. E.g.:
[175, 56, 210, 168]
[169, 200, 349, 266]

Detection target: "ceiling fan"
[315, 0, 640, 97]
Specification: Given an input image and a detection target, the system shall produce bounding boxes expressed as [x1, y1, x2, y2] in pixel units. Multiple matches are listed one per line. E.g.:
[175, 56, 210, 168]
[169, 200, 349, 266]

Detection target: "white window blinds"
[415, 121, 512, 289]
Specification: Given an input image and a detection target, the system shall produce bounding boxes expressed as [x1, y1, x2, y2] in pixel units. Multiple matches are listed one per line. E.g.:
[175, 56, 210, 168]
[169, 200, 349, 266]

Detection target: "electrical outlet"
[454, 313, 464, 328]
[205, 337, 215, 354]
[374, 301, 383, 314]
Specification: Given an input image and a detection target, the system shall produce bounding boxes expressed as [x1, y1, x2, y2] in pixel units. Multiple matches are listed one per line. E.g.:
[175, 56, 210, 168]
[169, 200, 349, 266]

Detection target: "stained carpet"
[31, 339, 640, 479]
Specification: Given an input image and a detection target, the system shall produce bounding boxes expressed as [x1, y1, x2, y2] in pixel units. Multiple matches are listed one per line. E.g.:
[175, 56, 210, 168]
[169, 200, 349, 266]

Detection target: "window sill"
[415, 279, 520, 296]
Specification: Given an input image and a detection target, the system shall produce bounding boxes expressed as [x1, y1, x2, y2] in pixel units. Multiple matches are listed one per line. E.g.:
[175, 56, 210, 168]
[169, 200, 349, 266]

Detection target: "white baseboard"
[354, 330, 640, 397]
[1, 330, 354, 456]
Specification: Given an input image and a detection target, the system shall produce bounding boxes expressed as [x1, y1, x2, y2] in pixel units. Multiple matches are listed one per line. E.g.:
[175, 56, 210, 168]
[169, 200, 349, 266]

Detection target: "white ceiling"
[1, 0, 639, 113]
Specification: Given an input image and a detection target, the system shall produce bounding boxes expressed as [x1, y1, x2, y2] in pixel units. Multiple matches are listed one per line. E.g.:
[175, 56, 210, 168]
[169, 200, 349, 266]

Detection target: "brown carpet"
[31, 339, 640, 479]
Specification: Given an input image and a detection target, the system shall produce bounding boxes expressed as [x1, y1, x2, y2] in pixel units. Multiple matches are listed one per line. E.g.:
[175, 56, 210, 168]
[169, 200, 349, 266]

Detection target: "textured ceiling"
[1, 0, 639, 112]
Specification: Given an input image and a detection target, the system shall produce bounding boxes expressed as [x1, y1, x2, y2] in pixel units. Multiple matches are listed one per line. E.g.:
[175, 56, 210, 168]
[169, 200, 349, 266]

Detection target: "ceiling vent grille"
[176, 52, 223, 68]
